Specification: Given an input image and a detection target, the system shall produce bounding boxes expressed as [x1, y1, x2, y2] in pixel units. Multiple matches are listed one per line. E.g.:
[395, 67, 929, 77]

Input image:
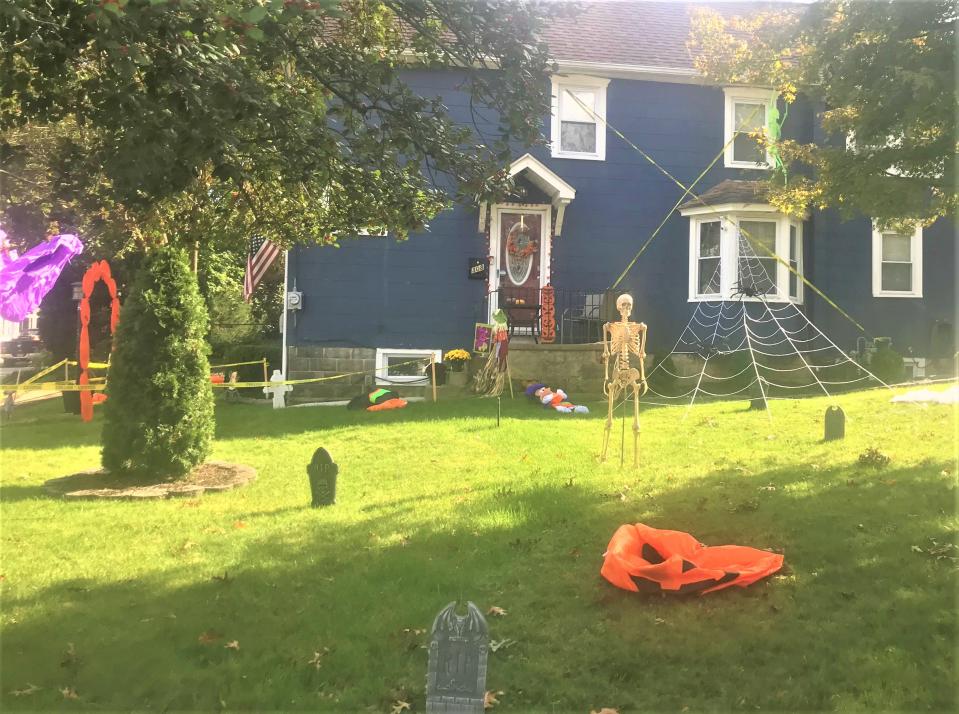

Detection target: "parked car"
[1, 331, 44, 365]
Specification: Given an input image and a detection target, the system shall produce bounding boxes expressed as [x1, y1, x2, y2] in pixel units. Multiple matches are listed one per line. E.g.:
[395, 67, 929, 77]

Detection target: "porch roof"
[479, 153, 577, 236]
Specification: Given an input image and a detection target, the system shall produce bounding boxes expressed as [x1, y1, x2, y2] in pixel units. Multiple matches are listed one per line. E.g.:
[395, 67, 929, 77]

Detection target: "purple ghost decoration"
[0, 233, 84, 322]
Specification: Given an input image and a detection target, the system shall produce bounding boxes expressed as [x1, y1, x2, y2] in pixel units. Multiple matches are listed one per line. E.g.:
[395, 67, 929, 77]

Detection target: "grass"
[0, 387, 956, 712]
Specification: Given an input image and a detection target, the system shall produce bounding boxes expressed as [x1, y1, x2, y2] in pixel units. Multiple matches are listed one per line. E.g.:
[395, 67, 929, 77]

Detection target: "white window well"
[374, 348, 442, 385]
[723, 87, 772, 169]
[872, 223, 922, 298]
[684, 207, 803, 304]
[551, 75, 609, 161]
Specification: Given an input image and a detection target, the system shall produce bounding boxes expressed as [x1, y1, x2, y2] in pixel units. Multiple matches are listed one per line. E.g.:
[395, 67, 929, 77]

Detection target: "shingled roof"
[543, 1, 786, 71]
[679, 180, 769, 210]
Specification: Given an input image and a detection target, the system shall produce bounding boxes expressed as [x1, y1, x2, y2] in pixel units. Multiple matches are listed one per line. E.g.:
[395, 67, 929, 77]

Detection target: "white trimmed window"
[374, 348, 442, 385]
[551, 75, 609, 161]
[872, 223, 922, 297]
[723, 87, 771, 169]
[685, 208, 803, 303]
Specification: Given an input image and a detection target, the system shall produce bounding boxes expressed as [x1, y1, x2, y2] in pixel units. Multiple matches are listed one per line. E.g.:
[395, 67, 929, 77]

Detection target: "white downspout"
[281, 249, 289, 379]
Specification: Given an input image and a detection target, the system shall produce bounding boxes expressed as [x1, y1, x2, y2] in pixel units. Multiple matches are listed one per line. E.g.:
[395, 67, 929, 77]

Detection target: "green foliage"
[101, 246, 215, 479]
[1, 0, 557, 255]
[211, 339, 282, 396]
[869, 344, 905, 384]
[689, 0, 956, 227]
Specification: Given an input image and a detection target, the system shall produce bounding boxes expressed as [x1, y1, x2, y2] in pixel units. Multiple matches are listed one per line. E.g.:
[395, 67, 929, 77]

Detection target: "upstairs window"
[723, 87, 771, 169]
[551, 75, 609, 161]
[872, 224, 923, 297]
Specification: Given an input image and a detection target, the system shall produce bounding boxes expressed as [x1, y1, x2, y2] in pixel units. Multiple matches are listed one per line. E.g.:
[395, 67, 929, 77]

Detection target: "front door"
[490, 206, 550, 319]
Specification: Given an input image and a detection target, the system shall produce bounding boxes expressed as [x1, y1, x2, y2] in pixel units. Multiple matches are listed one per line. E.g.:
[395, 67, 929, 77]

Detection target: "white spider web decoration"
[644, 229, 889, 414]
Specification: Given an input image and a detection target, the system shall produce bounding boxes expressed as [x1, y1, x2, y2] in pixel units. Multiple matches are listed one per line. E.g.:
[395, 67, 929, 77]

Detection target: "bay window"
[685, 208, 804, 303]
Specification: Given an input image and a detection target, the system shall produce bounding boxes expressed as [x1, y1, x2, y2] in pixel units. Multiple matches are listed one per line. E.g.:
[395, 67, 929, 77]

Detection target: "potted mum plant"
[444, 349, 471, 387]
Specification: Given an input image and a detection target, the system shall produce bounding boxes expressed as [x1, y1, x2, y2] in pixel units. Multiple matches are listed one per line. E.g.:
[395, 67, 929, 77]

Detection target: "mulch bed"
[44, 461, 256, 500]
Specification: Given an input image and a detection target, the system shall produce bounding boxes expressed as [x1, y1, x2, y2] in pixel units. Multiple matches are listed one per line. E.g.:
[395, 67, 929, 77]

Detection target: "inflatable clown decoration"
[525, 383, 589, 414]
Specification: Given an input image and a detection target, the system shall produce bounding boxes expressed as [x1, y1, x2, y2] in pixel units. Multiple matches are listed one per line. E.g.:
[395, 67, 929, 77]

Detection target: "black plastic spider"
[730, 280, 762, 299]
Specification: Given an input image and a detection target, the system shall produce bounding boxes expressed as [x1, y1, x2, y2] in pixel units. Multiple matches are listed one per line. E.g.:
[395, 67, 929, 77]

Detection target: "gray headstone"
[307, 448, 338, 507]
[426, 602, 489, 714]
[824, 405, 845, 441]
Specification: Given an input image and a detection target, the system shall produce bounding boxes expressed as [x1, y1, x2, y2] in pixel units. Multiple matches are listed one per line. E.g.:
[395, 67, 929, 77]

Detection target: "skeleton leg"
[632, 380, 641, 468]
[601, 381, 619, 462]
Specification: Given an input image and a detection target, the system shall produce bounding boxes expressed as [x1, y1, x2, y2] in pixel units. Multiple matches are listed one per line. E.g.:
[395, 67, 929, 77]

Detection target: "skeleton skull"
[616, 293, 633, 319]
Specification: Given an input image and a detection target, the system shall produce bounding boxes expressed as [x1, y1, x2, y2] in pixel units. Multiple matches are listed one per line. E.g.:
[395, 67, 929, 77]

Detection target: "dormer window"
[723, 87, 772, 169]
[551, 75, 609, 161]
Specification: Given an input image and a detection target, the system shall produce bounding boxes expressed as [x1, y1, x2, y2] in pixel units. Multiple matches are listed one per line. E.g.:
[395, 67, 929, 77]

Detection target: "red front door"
[499, 211, 542, 305]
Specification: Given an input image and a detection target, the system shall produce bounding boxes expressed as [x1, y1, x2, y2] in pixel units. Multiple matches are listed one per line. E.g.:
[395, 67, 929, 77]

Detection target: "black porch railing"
[479, 287, 615, 344]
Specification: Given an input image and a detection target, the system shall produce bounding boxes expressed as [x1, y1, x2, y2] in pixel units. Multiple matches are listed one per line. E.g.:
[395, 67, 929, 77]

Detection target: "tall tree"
[689, 0, 956, 228]
[1, 0, 558, 253]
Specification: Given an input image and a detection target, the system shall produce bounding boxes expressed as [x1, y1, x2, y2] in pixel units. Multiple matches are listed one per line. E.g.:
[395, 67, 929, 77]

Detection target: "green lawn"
[1, 388, 956, 712]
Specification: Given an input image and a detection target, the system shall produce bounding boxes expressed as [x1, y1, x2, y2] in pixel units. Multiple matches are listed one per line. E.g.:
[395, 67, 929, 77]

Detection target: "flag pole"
[281, 250, 289, 379]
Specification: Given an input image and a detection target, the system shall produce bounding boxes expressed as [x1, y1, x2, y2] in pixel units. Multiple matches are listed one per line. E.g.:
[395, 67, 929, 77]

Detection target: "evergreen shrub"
[101, 246, 215, 479]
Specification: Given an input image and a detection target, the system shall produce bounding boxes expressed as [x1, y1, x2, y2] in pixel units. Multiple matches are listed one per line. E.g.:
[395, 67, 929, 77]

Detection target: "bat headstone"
[824, 405, 845, 441]
[426, 601, 488, 714]
[307, 447, 338, 507]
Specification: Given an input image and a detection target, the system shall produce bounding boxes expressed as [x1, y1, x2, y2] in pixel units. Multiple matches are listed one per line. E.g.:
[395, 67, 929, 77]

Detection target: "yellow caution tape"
[210, 359, 267, 369]
[17, 359, 68, 387]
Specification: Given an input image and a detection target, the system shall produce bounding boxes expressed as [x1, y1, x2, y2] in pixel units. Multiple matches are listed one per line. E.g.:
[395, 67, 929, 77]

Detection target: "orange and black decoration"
[601, 523, 784, 595]
[540, 284, 555, 344]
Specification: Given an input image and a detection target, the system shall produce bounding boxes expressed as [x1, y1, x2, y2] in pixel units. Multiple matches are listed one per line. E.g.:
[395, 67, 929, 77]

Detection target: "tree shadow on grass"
[2, 456, 955, 712]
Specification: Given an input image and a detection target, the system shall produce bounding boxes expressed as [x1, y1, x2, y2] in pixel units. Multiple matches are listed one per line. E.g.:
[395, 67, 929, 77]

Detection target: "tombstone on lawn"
[426, 601, 489, 714]
[263, 369, 292, 409]
[824, 405, 845, 441]
[307, 447, 338, 507]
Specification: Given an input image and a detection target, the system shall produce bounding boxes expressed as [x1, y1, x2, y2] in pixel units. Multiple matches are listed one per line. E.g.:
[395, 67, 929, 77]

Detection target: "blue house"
[282, 1, 955, 398]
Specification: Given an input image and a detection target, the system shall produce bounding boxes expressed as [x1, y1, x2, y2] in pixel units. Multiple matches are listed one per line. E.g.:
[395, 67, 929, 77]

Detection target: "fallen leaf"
[224, 640, 240, 650]
[402, 628, 426, 635]
[590, 709, 620, 714]
[198, 629, 222, 644]
[60, 687, 79, 700]
[489, 639, 516, 652]
[10, 684, 40, 697]
[484, 690, 503, 709]
[307, 647, 329, 670]
[911, 545, 924, 553]
[487, 606, 507, 617]
[233, 520, 247, 529]
[391, 701, 411, 714]
[654, 617, 666, 625]
[61, 642, 78, 668]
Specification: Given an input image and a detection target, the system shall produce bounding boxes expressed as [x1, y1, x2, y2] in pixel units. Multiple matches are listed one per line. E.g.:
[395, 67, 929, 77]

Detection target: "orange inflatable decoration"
[601, 523, 784, 595]
[79, 260, 120, 422]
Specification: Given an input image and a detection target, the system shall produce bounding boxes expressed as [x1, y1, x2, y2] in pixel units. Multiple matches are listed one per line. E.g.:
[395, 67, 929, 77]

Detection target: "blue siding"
[289, 69, 953, 358]
[809, 212, 956, 356]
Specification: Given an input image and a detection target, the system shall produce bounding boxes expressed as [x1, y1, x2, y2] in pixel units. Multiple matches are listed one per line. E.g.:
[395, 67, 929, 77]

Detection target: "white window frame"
[723, 87, 772, 170]
[685, 205, 803, 304]
[872, 223, 923, 298]
[374, 348, 442, 385]
[550, 75, 609, 161]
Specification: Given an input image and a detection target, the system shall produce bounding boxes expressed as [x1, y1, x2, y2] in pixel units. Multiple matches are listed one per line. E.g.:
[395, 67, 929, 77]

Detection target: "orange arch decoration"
[79, 260, 120, 422]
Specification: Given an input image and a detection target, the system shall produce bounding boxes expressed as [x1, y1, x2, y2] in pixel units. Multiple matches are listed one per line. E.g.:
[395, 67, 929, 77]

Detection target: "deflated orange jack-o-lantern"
[601, 523, 784, 596]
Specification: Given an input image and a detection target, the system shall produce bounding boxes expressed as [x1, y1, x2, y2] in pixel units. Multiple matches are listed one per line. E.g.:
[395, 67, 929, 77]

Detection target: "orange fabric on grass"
[601, 523, 784, 595]
[366, 398, 408, 412]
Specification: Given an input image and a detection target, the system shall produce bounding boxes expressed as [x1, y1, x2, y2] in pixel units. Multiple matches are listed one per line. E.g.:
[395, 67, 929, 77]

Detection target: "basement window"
[374, 348, 442, 385]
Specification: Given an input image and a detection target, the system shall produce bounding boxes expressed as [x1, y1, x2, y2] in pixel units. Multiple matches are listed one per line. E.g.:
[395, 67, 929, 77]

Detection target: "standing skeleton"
[602, 294, 648, 466]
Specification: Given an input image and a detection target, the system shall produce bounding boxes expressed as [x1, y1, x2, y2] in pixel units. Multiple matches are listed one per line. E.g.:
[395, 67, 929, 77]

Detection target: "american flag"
[243, 236, 281, 301]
